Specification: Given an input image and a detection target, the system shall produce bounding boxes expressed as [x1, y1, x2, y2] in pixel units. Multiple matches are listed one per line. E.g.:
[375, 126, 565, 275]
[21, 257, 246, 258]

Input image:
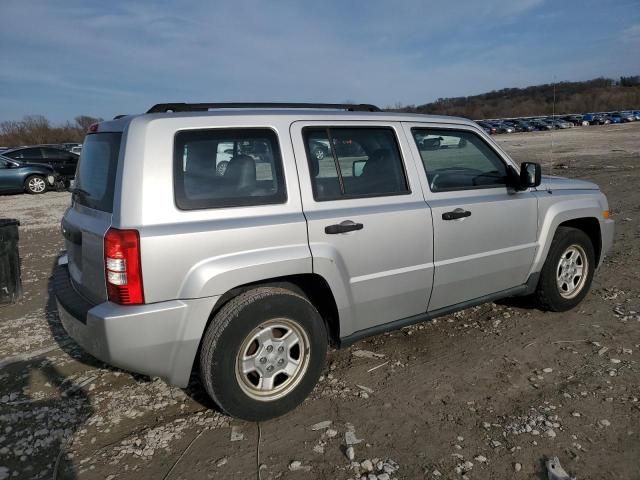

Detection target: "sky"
[1, 0, 639, 123]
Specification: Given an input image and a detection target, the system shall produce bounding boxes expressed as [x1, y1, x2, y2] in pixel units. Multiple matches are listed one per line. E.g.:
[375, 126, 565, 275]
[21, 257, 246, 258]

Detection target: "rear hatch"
[62, 131, 122, 304]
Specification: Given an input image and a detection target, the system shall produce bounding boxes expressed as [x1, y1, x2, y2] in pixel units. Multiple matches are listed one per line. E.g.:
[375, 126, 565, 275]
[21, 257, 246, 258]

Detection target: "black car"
[2, 146, 78, 182]
[0, 154, 63, 194]
[511, 120, 536, 132]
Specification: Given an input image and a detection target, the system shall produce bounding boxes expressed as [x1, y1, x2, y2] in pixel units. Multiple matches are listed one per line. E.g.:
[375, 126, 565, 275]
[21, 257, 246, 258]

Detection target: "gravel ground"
[0, 123, 639, 480]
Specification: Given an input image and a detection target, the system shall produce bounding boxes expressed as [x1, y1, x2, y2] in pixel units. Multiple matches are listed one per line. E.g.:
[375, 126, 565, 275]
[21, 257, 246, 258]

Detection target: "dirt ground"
[0, 123, 639, 480]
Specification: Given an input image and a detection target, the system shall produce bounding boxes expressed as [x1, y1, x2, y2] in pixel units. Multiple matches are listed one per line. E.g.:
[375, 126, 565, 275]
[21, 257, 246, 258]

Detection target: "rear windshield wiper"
[69, 187, 92, 198]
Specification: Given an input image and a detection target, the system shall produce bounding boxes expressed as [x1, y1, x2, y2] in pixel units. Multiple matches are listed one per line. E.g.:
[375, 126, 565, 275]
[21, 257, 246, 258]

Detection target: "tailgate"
[62, 132, 122, 304]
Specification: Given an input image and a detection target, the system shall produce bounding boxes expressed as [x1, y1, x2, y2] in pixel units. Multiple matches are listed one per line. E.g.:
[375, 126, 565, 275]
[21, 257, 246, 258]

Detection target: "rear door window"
[174, 128, 286, 210]
[303, 127, 409, 201]
[73, 132, 122, 212]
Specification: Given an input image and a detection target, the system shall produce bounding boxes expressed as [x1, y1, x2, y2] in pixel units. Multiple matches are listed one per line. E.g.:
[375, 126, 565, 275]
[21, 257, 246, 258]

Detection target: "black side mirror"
[519, 162, 541, 189]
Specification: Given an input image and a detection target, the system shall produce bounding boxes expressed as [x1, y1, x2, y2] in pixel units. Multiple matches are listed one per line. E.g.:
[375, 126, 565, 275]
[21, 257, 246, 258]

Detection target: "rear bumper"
[54, 261, 217, 387]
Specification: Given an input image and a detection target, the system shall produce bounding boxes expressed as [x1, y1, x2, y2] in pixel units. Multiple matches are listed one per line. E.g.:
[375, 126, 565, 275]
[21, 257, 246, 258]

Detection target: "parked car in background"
[475, 121, 497, 135]
[530, 120, 553, 131]
[563, 115, 583, 126]
[492, 122, 515, 133]
[309, 139, 330, 160]
[546, 118, 573, 129]
[619, 111, 636, 122]
[0, 154, 62, 194]
[608, 113, 622, 124]
[62, 143, 82, 151]
[511, 120, 536, 132]
[2, 146, 78, 184]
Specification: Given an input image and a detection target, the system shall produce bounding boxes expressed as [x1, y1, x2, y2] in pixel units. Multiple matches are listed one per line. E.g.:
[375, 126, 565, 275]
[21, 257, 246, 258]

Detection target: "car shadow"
[1, 359, 94, 480]
[495, 293, 539, 310]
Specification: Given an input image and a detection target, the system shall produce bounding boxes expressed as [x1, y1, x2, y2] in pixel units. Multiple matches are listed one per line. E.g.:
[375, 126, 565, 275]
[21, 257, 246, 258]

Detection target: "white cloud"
[0, 0, 636, 120]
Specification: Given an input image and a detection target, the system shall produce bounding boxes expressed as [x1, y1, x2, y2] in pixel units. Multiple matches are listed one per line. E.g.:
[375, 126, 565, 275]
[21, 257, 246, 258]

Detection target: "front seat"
[224, 154, 257, 195]
[360, 148, 399, 193]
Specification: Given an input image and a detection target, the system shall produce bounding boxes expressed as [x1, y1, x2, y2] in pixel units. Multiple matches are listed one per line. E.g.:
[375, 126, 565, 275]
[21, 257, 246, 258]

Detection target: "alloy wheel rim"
[235, 318, 310, 401]
[29, 177, 46, 193]
[556, 244, 588, 299]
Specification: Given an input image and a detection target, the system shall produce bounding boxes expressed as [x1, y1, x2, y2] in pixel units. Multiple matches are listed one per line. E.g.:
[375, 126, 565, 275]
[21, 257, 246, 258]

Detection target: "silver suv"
[54, 103, 614, 420]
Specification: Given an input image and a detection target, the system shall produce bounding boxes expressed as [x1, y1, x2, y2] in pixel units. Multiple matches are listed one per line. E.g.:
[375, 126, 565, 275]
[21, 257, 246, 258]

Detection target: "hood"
[539, 175, 599, 191]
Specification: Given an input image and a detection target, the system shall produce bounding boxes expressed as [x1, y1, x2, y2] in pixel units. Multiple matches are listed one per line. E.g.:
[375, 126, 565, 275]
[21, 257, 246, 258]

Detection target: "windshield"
[74, 132, 122, 212]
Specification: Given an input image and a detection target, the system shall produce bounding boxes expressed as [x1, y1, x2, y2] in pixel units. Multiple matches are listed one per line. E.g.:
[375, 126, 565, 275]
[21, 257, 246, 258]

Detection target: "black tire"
[24, 175, 47, 194]
[199, 287, 327, 421]
[535, 227, 595, 312]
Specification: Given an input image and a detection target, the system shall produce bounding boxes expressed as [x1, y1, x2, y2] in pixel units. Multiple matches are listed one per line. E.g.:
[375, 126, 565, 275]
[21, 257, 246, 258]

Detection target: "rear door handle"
[442, 208, 471, 221]
[325, 220, 364, 234]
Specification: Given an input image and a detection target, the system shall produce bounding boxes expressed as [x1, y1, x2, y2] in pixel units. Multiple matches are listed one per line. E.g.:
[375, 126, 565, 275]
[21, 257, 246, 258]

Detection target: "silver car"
[55, 103, 614, 420]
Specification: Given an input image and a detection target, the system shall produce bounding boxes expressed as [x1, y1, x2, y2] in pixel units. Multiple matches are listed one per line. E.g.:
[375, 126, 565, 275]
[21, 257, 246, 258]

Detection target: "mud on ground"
[0, 123, 639, 480]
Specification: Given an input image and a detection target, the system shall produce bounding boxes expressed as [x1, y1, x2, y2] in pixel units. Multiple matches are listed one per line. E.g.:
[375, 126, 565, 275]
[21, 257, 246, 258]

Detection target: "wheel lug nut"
[266, 345, 273, 352]
[277, 359, 285, 365]
[266, 365, 274, 372]
[259, 357, 267, 364]
[278, 346, 284, 353]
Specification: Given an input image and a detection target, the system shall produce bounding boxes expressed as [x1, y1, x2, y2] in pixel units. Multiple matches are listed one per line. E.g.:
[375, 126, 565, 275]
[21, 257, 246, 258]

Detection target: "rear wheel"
[199, 287, 327, 420]
[24, 175, 47, 194]
[535, 227, 595, 311]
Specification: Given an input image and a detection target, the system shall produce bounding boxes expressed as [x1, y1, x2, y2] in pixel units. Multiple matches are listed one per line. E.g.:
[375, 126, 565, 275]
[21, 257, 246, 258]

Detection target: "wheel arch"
[530, 195, 606, 275]
[207, 273, 341, 345]
[189, 273, 341, 379]
[557, 217, 602, 265]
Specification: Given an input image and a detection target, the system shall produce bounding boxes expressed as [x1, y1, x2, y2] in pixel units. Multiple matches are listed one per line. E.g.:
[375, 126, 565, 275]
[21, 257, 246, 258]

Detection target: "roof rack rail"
[146, 102, 381, 114]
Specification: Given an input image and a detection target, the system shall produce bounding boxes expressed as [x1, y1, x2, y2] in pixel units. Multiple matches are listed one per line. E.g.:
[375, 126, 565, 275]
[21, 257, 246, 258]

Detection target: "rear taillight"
[104, 228, 144, 305]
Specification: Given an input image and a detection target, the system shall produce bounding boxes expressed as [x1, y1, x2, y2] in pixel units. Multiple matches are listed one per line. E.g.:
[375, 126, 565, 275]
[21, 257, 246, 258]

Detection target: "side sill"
[338, 278, 537, 348]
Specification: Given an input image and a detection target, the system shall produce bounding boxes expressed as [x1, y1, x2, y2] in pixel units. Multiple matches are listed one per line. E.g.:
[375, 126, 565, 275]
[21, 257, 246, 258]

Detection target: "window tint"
[412, 129, 508, 192]
[42, 148, 63, 159]
[74, 133, 122, 212]
[174, 128, 286, 210]
[304, 127, 408, 201]
[8, 148, 42, 160]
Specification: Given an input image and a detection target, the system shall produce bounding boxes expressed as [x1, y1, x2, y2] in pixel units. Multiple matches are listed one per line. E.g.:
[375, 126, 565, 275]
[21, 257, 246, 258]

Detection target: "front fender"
[531, 190, 606, 275]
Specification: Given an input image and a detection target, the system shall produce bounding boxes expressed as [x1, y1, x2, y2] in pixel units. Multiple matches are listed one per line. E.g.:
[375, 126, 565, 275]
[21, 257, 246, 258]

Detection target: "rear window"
[74, 132, 122, 212]
[174, 128, 286, 210]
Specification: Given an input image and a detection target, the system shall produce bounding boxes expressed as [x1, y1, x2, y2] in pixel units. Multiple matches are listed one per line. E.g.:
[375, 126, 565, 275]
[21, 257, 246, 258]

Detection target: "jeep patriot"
[54, 102, 614, 420]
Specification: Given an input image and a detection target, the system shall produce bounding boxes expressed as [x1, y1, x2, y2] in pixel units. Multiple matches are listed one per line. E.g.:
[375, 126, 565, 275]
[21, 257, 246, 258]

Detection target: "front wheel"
[199, 287, 327, 421]
[25, 175, 47, 194]
[535, 227, 595, 311]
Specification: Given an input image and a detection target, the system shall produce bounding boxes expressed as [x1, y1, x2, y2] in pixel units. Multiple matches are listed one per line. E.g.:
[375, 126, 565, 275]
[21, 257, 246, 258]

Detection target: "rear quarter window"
[74, 132, 122, 212]
[173, 128, 286, 210]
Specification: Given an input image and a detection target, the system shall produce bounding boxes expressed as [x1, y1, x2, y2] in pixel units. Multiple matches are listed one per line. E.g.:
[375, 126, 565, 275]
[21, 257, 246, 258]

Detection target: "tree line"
[2, 75, 639, 147]
[391, 76, 640, 119]
[0, 115, 102, 148]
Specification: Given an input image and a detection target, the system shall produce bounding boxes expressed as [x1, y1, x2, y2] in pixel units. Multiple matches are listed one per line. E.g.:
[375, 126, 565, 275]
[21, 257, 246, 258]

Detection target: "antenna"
[550, 76, 556, 173]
